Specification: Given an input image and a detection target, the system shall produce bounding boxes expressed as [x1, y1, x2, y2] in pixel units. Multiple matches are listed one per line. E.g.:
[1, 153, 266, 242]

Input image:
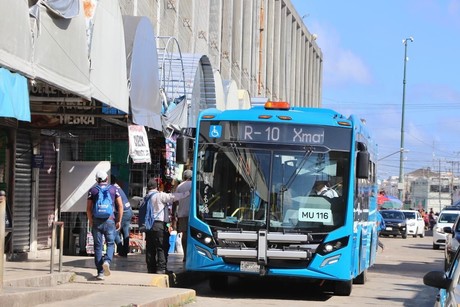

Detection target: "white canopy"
[0, 0, 33, 77]
[89, 0, 129, 113]
[33, 1, 91, 98]
[124, 16, 162, 131]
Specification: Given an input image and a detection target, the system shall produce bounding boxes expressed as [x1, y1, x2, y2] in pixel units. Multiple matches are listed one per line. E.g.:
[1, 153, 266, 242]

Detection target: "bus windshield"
[196, 144, 349, 233]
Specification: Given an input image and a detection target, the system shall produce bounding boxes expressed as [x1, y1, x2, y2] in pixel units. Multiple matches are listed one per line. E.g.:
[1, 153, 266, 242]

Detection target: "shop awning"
[123, 16, 162, 131]
[88, 0, 129, 113]
[0, 0, 33, 77]
[0, 68, 31, 122]
[32, 1, 91, 99]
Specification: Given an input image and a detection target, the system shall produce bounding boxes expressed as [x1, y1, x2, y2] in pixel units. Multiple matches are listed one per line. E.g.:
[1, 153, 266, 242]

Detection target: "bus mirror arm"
[176, 136, 190, 164]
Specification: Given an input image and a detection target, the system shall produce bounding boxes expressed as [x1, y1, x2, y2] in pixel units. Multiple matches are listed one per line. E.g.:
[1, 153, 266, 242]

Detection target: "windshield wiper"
[281, 147, 313, 193]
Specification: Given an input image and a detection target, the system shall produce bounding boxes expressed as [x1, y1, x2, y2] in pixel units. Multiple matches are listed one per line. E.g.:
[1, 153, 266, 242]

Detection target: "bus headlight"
[317, 236, 349, 256]
[191, 227, 216, 248]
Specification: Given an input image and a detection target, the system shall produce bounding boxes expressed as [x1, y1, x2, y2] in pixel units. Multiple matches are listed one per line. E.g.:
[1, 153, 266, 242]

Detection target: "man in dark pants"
[172, 169, 192, 262]
[144, 178, 189, 274]
[111, 175, 133, 257]
[86, 170, 123, 280]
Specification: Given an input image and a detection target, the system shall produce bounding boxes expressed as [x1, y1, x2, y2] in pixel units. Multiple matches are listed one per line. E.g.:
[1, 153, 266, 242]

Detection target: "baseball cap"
[183, 169, 192, 180]
[96, 170, 108, 181]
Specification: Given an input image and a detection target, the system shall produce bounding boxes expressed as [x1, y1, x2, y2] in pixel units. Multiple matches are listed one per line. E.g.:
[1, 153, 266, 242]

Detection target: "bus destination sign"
[237, 123, 325, 145]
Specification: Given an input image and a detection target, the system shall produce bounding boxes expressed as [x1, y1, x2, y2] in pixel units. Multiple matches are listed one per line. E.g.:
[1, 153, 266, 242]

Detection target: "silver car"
[424, 246, 460, 306]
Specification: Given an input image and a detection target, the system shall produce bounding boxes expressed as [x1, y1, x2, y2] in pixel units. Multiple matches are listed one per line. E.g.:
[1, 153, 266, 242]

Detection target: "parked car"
[424, 246, 460, 306]
[380, 210, 407, 239]
[433, 209, 460, 250]
[401, 209, 425, 238]
[444, 215, 460, 270]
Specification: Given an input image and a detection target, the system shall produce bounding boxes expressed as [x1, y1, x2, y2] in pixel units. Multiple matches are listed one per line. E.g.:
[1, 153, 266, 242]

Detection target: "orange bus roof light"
[264, 101, 290, 110]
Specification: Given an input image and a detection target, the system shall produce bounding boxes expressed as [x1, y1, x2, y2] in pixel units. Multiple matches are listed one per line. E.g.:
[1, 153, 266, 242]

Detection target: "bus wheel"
[209, 275, 228, 291]
[353, 269, 367, 285]
[333, 280, 352, 296]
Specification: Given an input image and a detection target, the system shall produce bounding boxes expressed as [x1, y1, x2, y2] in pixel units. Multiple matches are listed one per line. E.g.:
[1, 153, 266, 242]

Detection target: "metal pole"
[0, 191, 6, 292]
[50, 221, 64, 273]
[399, 37, 414, 200]
[50, 222, 56, 274]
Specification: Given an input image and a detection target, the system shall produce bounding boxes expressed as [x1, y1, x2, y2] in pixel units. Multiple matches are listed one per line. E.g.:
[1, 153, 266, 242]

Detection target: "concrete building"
[380, 168, 460, 213]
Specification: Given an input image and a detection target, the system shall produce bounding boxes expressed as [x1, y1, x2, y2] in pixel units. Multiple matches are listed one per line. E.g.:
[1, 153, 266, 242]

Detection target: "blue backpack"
[138, 192, 160, 232]
[93, 185, 114, 219]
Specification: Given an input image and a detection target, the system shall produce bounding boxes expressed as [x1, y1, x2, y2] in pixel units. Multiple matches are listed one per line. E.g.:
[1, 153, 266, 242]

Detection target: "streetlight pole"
[399, 37, 414, 201]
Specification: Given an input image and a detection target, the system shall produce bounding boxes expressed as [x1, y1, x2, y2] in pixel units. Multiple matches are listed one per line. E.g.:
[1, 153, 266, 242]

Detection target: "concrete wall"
[119, 0, 323, 107]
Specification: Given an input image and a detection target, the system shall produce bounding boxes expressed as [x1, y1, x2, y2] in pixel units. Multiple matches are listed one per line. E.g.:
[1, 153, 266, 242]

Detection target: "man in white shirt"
[144, 178, 190, 274]
[173, 170, 192, 261]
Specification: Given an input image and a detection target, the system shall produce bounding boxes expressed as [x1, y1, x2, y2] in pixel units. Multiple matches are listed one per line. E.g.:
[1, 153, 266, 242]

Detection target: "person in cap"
[144, 177, 190, 274]
[111, 175, 133, 257]
[86, 170, 123, 280]
[172, 169, 192, 262]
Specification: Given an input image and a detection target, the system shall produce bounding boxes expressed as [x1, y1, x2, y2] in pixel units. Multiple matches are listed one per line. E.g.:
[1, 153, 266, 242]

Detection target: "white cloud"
[311, 21, 372, 87]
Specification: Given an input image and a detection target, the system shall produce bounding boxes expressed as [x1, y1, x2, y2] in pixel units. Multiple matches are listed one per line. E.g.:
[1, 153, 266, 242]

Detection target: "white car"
[401, 210, 425, 238]
[433, 209, 460, 250]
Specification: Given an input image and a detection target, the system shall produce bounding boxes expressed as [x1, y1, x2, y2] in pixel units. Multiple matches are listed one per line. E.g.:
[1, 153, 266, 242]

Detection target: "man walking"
[111, 175, 133, 257]
[86, 170, 123, 280]
[144, 178, 189, 274]
[173, 169, 192, 261]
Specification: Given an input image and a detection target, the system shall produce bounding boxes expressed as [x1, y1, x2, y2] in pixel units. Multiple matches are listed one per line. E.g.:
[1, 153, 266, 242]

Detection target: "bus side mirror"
[176, 136, 189, 164]
[357, 151, 370, 179]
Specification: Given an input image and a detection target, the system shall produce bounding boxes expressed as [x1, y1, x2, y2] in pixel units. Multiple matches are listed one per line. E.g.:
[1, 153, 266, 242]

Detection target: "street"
[182, 232, 442, 306]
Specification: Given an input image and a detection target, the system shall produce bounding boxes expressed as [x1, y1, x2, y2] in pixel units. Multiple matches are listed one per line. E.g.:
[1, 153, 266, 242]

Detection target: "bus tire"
[334, 280, 352, 296]
[354, 269, 367, 285]
[209, 275, 228, 291]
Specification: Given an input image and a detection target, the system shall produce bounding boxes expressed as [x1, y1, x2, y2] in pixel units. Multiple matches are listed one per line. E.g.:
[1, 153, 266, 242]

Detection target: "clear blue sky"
[291, 0, 460, 179]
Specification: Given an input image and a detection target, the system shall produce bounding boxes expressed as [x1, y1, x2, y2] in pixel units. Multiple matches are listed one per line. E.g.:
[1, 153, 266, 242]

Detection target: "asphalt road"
[184, 232, 442, 306]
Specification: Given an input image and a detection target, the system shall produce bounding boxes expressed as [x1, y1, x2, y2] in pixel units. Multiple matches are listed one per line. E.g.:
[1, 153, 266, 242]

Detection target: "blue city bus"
[176, 101, 378, 296]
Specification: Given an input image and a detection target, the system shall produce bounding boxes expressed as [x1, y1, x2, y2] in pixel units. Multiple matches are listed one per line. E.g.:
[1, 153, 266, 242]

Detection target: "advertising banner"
[128, 124, 151, 164]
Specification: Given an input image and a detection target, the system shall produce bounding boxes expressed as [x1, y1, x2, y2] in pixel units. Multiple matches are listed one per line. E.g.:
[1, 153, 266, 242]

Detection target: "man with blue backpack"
[140, 178, 190, 274]
[86, 170, 123, 280]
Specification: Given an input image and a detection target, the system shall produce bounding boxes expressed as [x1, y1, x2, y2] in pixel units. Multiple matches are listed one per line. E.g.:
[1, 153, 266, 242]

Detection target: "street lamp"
[399, 37, 414, 200]
[378, 148, 408, 162]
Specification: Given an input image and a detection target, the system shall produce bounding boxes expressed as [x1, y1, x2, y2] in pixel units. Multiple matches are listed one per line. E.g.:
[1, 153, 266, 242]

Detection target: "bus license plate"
[240, 261, 260, 273]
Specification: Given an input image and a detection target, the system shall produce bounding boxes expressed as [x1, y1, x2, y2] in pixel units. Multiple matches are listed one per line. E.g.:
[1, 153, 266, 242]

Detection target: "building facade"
[0, 0, 323, 257]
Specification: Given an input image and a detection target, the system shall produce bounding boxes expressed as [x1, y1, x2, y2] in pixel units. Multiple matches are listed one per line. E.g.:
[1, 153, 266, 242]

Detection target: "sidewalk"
[1, 251, 197, 307]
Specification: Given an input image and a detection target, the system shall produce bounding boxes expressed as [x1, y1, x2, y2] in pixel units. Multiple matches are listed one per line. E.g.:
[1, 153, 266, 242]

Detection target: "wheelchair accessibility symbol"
[209, 125, 222, 138]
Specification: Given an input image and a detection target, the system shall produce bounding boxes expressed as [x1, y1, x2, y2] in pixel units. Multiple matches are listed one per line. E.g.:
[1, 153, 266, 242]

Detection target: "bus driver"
[313, 181, 339, 198]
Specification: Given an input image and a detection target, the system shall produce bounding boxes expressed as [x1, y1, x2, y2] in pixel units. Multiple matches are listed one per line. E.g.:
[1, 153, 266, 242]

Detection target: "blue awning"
[0, 68, 30, 122]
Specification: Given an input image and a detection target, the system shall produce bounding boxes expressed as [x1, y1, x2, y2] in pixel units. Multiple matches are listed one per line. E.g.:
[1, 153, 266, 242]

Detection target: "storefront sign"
[128, 125, 151, 164]
[32, 154, 44, 169]
[30, 82, 97, 127]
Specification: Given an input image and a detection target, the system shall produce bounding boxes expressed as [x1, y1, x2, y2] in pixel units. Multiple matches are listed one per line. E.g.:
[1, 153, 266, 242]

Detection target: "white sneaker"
[103, 261, 111, 276]
[96, 273, 104, 280]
